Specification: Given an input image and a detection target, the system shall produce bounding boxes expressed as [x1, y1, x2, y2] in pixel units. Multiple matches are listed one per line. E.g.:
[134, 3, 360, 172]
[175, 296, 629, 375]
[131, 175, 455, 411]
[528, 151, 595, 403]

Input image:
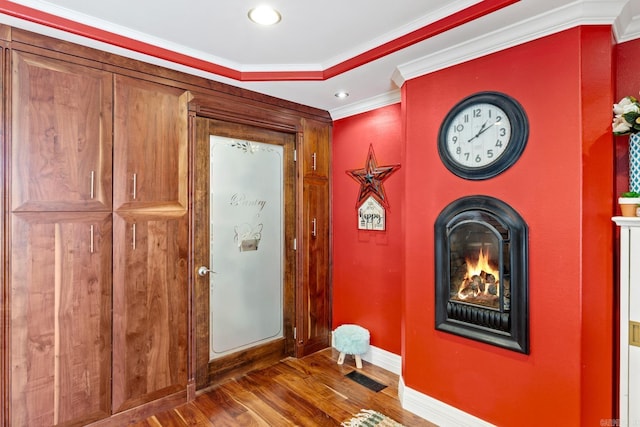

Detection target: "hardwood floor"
[132, 348, 436, 426]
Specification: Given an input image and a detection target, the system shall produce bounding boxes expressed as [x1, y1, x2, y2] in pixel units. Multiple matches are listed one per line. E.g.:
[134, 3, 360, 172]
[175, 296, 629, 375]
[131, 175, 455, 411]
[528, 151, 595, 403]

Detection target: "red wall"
[614, 38, 640, 197]
[579, 26, 617, 423]
[404, 26, 615, 425]
[332, 105, 404, 354]
[332, 26, 617, 425]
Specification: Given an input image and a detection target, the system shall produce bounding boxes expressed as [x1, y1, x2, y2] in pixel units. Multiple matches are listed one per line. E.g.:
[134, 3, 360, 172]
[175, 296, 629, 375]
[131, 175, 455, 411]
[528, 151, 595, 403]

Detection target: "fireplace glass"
[435, 196, 528, 353]
[448, 215, 508, 312]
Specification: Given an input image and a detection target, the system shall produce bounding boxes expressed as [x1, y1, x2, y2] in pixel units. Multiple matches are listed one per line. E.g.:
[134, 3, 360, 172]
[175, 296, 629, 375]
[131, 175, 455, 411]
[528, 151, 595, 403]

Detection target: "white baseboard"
[398, 377, 496, 427]
[329, 335, 493, 426]
[331, 337, 495, 427]
[360, 345, 402, 375]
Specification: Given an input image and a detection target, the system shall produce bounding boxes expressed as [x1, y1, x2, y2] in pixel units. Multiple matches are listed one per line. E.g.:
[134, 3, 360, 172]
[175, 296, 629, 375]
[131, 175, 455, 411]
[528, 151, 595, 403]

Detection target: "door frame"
[190, 116, 297, 389]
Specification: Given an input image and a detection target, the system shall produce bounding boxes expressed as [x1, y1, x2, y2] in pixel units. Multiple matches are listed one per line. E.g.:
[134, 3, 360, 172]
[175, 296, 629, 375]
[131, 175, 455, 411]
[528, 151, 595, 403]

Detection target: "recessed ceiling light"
[335, 91, 349, 99]
[248, 5, 281, 26]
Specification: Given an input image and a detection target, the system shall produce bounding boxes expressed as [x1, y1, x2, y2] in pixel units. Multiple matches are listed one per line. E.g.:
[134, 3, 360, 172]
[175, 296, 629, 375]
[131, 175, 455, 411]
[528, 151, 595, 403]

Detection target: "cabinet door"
[11, 51, 113, 212]
[111, 212, 188, 412]
[10, 212, 112, 426]
[297, 179, 331, 356]
[301, 118, 330, 179]
[113, 76, 189, 211]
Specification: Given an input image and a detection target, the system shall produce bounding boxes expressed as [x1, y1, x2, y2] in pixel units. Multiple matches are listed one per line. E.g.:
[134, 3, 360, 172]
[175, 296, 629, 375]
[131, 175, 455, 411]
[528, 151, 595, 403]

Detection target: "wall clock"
[438, 91, 528, 180]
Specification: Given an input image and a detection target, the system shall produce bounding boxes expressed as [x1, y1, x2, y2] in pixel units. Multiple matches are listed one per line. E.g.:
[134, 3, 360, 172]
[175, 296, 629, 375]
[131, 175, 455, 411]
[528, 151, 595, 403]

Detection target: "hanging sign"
[358, 196, 385, 230]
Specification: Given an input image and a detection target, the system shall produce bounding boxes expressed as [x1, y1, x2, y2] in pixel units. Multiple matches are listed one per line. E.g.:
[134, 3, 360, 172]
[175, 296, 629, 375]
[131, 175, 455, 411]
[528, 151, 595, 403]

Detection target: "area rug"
[341, 409, 405, 426]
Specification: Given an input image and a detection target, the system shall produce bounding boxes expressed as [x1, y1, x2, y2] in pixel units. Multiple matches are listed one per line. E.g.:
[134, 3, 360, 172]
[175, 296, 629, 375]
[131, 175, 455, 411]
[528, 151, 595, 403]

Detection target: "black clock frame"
[438, 91, 529, 180]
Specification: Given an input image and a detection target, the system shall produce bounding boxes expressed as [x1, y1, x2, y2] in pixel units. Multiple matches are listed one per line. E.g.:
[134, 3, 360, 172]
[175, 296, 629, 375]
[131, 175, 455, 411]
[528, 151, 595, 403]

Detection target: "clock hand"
[476, 121, 494, 137]
[467, 120, 491, 142]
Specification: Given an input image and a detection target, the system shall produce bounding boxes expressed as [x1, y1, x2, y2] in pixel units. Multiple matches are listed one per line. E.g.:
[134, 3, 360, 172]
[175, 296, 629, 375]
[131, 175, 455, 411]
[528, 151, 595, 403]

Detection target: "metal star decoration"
[346, 144, 401, 208]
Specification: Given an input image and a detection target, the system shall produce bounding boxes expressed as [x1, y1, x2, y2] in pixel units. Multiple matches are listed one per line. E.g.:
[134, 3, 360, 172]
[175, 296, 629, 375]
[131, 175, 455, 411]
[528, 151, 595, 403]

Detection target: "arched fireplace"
[434, 195, 529, 353]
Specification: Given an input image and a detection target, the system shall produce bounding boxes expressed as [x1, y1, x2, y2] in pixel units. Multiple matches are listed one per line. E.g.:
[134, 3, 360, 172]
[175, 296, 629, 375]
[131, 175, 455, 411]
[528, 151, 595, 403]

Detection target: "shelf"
[613, 216, 640, 227]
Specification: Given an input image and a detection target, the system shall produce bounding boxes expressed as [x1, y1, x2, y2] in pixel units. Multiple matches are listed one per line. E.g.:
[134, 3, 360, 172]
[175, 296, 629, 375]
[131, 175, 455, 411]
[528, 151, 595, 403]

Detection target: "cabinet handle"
[90, 171, 95, 200]
[311, 217, 317, 238]
[132, 223, 136, 250]
[132, 173, 137, 200]
[631, 321, 640, 347]
[90, 225, 94, 253]
[312, 152, 317, 171]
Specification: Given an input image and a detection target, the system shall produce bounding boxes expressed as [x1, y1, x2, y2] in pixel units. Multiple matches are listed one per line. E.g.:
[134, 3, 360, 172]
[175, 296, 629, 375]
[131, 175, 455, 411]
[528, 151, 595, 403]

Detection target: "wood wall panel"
[111, 212, 189, 413]
[113, 76, 189, 211]
[9, 212, 112, 426]
[11, 51, 113, 212]
[296, 118, 332, 357]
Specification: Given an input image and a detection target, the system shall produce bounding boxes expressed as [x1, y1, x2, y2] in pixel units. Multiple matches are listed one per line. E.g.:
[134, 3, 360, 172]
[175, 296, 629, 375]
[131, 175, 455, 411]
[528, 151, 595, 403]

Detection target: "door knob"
[197, 266, 215, 276]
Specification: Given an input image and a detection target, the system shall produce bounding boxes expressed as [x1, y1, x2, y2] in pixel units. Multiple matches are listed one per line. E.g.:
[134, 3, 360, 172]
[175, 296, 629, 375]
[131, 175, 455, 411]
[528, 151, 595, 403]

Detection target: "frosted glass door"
[209, 136, 283, 359]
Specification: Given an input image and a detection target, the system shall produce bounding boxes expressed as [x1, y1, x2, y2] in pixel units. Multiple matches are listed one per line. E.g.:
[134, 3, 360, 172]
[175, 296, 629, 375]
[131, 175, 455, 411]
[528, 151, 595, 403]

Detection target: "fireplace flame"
[457, 248, 500, 300]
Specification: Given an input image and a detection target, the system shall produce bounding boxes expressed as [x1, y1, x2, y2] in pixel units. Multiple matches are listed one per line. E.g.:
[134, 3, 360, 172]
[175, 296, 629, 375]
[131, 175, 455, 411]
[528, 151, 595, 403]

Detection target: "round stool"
[333, 324, 370, 368]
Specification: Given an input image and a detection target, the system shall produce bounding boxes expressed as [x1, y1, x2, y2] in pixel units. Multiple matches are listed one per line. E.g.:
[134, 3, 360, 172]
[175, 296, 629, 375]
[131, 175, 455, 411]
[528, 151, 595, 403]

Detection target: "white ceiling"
[1, 0, 638, 119]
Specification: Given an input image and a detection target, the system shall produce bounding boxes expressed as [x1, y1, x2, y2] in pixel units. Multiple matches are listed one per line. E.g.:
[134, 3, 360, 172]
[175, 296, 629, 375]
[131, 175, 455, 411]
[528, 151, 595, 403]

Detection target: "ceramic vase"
[630, 133, 640, 193]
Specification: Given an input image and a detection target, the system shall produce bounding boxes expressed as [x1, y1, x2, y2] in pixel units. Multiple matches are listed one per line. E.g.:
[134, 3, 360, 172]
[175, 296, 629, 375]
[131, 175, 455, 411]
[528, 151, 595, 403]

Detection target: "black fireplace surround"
[435, 195, 529, 354]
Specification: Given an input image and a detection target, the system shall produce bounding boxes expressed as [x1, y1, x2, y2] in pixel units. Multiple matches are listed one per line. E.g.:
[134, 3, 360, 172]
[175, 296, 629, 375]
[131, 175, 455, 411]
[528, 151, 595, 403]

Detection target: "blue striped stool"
[333, 324, 370, 369]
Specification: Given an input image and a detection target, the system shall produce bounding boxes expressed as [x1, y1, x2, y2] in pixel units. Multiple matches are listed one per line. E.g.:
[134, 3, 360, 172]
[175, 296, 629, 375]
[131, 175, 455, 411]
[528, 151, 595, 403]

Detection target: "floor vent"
[345, 371, 387, 392]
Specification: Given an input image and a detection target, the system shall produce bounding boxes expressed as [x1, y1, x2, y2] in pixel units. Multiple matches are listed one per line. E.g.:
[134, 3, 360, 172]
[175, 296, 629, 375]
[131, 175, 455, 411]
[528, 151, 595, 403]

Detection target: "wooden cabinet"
[111, 76, 190, 411]
[9, 52, 114, 426]
[297, 119, 332, 357]
[9, 212, 112, 426]
[614, 217, 640, 427]
[111, 212, 189, 412]
[8, 51, 190, 423]
[113, 76, 189, 211]
[11, 51, 113, 212]
[298, 180, 331, 355]
[301, 118, 330, 179]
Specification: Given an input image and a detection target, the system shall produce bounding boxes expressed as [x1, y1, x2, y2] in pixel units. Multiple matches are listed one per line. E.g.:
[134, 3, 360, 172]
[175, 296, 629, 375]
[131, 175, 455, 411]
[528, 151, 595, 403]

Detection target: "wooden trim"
[1, 40, 7, 427]
[0, 24, 10, 41]
[295, 130, 306, 358]
[192, 117, 210, 389]
[204, 339, 288, 385]
[187, 91, 303, 133]
[187, 110, 197, 402]
[87, 390, 187, 427]
[7, 27, 331, 122]
[191, 117, 298, 389]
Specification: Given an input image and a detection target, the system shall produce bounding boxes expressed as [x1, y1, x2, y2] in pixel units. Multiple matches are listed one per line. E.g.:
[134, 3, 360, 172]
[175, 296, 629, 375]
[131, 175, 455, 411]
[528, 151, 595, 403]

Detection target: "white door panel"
[209, 136, 284, 359]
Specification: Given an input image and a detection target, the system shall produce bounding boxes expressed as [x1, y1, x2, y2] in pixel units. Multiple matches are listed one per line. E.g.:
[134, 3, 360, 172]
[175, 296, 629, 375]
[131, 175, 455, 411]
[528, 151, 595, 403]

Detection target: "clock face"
[445, 102, 512, 168]
[438, 92, 528, 180]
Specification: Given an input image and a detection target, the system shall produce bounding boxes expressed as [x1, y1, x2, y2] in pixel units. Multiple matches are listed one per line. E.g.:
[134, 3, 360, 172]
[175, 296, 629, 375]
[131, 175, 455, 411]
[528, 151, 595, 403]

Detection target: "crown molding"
[393, 0, 628, 87]
[330, 90, 401, 121]
[613, 0, 640, 42]
[321, 0, 481, 69]
[1, 0, 515, 82]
